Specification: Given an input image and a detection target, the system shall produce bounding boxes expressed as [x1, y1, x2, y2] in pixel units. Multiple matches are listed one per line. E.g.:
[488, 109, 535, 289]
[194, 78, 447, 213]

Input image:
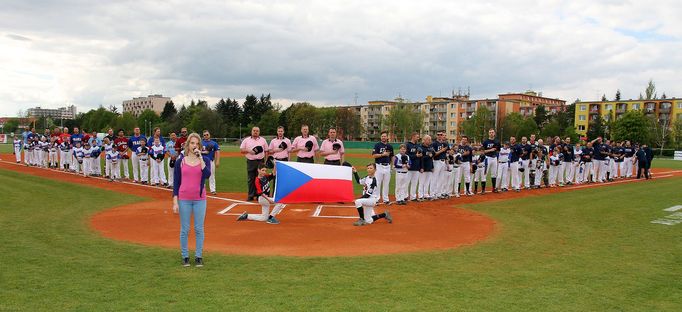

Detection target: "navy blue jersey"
[562, 144, 574, 162]
[373, 142, 394, 164]
[623, 146, 635, 157]
[510, 144, 523, 162]
[70, 134, 83, 146]
[581, 147, 594, 162]
[457, 145, 473, 162]
[522, 143, 536, 160]
[420, 145, 434, 172]
[406, 141, 421, 171]
[612, 146, 624, 162]
[481, 139, 500, 157]
[128, 135, 147, 152]
[432, 141, 449, 161]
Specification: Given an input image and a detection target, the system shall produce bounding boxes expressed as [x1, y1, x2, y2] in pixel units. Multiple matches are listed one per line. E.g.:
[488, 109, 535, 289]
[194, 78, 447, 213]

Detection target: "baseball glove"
[305, 140, 314, 152]
[265, 156, 275, 169]
[169, 158, 175, 168]
[252, 145, 264, 155]
[332, 143, 341, 151]
[401, 155, 408, 163]
[518, 161, 525, 172]
[279, 141, 288, 150]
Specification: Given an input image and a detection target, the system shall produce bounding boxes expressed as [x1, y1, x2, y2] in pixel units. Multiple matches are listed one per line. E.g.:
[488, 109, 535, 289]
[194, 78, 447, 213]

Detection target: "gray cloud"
[1, 0, 682, 116]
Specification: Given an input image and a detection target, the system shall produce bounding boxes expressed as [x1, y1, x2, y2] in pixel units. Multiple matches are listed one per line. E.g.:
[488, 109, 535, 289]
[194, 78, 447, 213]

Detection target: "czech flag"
[273, 161, 354, 203]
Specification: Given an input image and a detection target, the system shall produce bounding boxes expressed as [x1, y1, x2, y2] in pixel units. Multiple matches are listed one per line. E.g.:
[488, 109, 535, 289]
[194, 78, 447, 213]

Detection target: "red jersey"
[60, 133, 71, 144]
[175, 136, 187, 153]
[114, 137, 130, 159]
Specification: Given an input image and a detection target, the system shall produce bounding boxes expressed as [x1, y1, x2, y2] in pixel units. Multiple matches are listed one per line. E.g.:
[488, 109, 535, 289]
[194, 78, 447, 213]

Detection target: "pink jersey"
[292, 135, 318, 158]
[320, 139, 344, 161]
[268, 137, 292, 160]
[240, 136, 268, 160]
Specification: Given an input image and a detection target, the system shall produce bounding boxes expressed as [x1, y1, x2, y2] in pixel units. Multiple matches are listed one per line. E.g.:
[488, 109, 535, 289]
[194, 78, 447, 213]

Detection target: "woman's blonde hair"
[184, 132, 202, 156]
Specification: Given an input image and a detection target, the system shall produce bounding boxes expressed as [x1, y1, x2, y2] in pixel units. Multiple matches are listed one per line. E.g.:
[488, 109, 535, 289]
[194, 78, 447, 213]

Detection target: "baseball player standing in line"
[481, 129, 500, 193]
[102, 137, 114, 178]
[448, 149, 462, 198]
[89, 130, 102, 176]
[136, 138, 150, 184]
[471, 147, 487, 194]
[372, 131, 394, 205]
[350, 164, 393, 226]
[237, 164, 284, 224]
[269, 126, 292, 162]
[150, 137, 168, 187]
[522, 134, 537, 189]
[418, 135, 435, 200]
[82, 141, 93, 177]
[590, 137, 605, 182]
[612, 141, 624, 179]
[572, 142, 583, 184]
[72, 141, 84, 174]
[495, 141, 511, 192]
[114, 129, 130, 180]
[581, 142, 595, 183]
[174, 128, 188, 158]
[319, 128, 344, 165]
[58, 136, 71, 171]
[166, 132, 178, 188]
[537, 139, 550, 187]
[291, 124, 318, 163]
[549, 136, 565, 186]
[432, 131, 450, 199]
[13, 136, 23, 163]
[128, 127, 147, 183]
[393, 144, 411, 205]
[106, 143, 121, 182]
[509, 136, 523, 192]
[239, 126, 268, 201]
[457, 136, 474, 196]
[622, 141, 635, 178]
[48, 136, 59, 168]
[147, 127, 166, 147]
[561, 137, 574, 184]
[70, 128, 83, 169]
[405, 133, 422, 202]
[201, 130, 220, 195]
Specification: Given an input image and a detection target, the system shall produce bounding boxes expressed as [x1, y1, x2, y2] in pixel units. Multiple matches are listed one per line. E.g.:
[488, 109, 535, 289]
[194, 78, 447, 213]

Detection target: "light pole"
[239, 123, 242, 139]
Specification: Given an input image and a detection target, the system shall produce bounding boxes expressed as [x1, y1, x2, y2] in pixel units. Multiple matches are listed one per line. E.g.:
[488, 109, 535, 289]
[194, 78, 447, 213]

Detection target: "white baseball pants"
[407, 171, 420, 200]
[394, 171, 409, 201]
[355, 197, 378, 224]
[375, 164, 391, 202]
[248, 196, 285, 221]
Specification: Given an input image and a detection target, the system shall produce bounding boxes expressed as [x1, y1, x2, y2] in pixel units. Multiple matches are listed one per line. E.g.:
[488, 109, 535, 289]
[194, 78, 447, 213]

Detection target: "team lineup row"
[10, 126, 221, 194]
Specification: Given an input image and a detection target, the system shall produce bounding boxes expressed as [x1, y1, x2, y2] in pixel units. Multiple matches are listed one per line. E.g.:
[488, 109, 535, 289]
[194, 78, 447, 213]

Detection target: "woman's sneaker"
[182, 257, 190, 267]
[195, 257, 203, 267]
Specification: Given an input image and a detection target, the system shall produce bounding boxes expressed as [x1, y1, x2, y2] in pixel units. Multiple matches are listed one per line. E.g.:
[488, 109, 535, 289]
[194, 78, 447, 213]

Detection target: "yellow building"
[574, 98, 682, 136]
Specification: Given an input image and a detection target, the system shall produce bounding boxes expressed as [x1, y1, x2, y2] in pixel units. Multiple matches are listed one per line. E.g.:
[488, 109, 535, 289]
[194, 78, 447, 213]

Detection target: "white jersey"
[82, 147, 93, 158]
[106, 150, 120, 163]
[358, 175, 379, 199]
[136, 146, 149, 161]
[549, 154, 561, 166]
[13, 139, 22, 150]
[150, 144, 165, 160]
[49, 142, 58, 152]
[103, 143, 114, 154]
[39, 141, 49, 151]
[73, 147, 85, 160]
[573, 148, 583, 162]
[498, 147, 511, 163]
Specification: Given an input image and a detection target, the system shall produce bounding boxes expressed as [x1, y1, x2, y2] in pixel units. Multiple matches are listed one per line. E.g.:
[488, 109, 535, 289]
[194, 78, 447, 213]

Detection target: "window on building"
[580, 105, 586, 111]
[579, 115, 586, 121]
[678, 102, 682, 109]
[632, 103, 640, 110]
[578, 125, 586, 131]
[605, 104, 612, 110]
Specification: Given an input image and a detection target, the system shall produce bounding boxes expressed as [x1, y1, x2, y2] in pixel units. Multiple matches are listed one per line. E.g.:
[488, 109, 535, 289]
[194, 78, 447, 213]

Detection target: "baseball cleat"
[384, 210, 393, 224]
[266, 217, 280, 225]
[455, 193, 460, 198]
[237, 212, 248, 221]
[353, 218, 369, 226]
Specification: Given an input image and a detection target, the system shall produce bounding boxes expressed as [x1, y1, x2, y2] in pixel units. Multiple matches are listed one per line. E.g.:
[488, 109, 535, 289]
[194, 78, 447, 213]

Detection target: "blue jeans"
[179, 200, 207, 258]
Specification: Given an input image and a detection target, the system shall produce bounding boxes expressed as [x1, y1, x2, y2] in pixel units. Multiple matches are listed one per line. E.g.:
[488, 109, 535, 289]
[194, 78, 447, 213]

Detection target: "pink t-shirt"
[320, 139, 344, 161]
[178, 161, 206, 200]
[292, 135, 318, 158]
[240, 136, 268, 160]
[268, 137, 292, 160]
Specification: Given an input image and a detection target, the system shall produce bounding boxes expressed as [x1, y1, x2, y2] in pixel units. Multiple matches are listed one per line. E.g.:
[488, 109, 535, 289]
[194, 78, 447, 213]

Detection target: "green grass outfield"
[1, 166, 681, 310]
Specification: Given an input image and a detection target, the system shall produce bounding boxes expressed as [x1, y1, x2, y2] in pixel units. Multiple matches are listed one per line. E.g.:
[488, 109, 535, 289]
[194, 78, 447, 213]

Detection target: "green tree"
[137, 109, 162, 136]
[80, 106, 117, 132]
[113, 112, 138, 134]
[188, 107, 226, 137]
[460, 106, 495, 143]
[586, 116, 607, 140]
[315, 107, 337, 137]
[650, 116, 671, 154]
[610, 110, 650, 145]
[160, 101, 177, 122]
[534, 105, 548, 129]
[673, 119, 682, 149]
[258, 106, 281, 135]
[601, 94, 607, 101]
[335, 107, 363, 141]
[541, 119, 562, 138]
[280, 102, 320, 136]
[645, 79, 656, 100]
[2, 118, 19, 133]
[242, 94, 259, 125]
[615, 90, 621, 101]
[383, 103, 424, 142]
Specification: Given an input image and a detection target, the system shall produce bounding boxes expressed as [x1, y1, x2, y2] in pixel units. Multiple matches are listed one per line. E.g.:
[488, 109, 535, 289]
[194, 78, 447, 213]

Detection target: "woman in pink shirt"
[172, 133, 212, 267]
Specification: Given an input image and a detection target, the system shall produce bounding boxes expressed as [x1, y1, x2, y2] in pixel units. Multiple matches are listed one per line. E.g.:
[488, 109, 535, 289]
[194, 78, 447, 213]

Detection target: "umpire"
[240, 126, 268, 201]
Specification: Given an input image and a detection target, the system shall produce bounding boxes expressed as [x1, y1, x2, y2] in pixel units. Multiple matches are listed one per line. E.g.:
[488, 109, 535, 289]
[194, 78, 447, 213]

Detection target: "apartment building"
[574, 98, 682, 136]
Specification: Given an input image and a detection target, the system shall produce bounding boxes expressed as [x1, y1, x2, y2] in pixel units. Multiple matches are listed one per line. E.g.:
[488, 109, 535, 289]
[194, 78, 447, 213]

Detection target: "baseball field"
[1, 145, 681, 310]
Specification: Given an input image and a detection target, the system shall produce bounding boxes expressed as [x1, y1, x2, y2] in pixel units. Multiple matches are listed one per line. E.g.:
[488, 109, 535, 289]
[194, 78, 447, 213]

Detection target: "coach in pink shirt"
[319, 127, 345, 166]
[291, 124, 319, 163]
[268, 126, 292, 161]
[240, 127, 268, 201]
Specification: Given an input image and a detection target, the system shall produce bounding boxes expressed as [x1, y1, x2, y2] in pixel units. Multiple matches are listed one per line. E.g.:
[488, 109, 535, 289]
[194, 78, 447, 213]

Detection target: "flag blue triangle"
[274, 162, 313, 202]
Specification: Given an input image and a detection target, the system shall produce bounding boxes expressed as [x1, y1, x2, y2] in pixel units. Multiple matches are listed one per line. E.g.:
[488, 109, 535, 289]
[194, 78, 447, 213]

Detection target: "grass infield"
[1, 166, 681, 310]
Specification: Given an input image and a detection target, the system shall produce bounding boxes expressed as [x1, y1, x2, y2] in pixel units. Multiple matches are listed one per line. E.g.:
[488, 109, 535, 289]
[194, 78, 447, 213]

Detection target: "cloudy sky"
[1, 0, 681, 116]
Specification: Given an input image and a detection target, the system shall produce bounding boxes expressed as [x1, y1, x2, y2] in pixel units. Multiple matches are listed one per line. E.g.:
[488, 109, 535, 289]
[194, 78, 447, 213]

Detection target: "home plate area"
[216, 201, 358, 219]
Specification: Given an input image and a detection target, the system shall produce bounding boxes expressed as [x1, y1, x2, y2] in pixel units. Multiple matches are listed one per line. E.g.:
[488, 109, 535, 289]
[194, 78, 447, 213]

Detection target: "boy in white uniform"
[149, 138, 167, 186]
[106, 147, 121, 182]
[573, 143, 583, 184]
[72, 142, 84, 174]
[48, 137, 58, 168]
[82, 141, 93, 177]
[350, 163, 393, 226]
[13, 137, 23, 163]
[393, 144, 411, 205]
[136, 138, 150, 184]
[448, 150, 462, 198]
[495, 142, 511, 192]
[102, 138, 114, 178]
[59, 139, 72, 171]
[472, 148, 487, 194]
[548, 146, 563, 187]
[39, 136, 49, 168]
